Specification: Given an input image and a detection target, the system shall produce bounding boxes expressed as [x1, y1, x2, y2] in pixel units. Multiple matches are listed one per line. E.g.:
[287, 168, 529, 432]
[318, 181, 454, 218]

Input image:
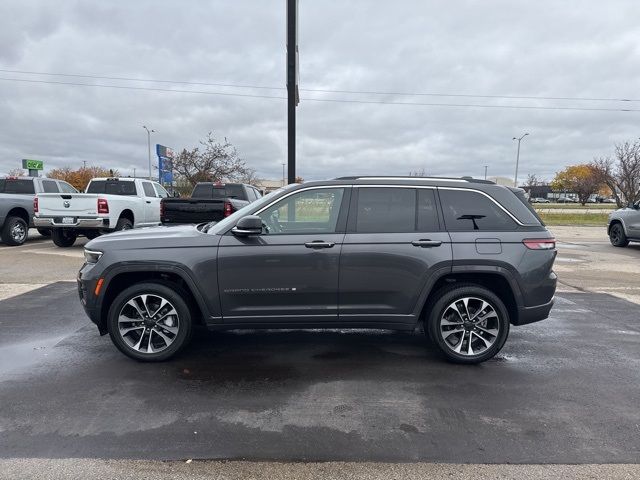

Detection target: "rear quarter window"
[42, 180, 59, 193]
[439, 189, 516, 231]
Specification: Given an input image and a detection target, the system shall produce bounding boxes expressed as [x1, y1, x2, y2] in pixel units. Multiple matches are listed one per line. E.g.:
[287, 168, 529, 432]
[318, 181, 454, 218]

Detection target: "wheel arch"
[96, 263, 210, 334]
[6, 207, 30, 226]
[608, 218, 626, 235]
[119, 209, 134, 224]
[417, 266, 522, 326]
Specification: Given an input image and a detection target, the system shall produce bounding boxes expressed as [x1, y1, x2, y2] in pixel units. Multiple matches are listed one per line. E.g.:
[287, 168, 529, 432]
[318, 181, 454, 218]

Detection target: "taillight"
[97, 198, 109, 214]
[33, 197, 38, 213]
[223, 201, 234, 217]
[523, 238, 556, 250]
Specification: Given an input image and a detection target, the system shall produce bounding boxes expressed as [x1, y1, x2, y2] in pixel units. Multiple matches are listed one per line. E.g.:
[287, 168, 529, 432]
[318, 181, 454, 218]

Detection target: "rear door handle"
[304, 241, 335, 249]
[412, 239, 442, 248]
[146, 200, 151, 204]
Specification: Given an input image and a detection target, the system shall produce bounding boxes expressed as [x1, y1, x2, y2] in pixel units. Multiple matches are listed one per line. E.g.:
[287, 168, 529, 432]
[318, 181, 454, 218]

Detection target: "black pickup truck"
[160, 182, 261, 225]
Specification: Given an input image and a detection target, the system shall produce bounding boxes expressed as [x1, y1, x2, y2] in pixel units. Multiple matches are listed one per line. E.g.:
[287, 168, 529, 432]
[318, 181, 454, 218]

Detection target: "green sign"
[22, 159, 44, 170]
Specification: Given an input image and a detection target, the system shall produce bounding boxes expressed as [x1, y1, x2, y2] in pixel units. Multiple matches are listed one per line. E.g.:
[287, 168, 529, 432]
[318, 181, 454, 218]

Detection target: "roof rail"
[333, 175, 495, 184]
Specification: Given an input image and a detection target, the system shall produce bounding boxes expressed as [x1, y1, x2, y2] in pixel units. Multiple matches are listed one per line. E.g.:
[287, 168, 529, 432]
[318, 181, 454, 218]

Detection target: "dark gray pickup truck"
[0, 176, 77, 246]
[160, 182, 261, 225]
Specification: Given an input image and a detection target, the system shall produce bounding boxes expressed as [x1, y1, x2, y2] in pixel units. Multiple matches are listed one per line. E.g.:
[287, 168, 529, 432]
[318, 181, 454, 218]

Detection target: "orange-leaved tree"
[550, 164, 602, 205]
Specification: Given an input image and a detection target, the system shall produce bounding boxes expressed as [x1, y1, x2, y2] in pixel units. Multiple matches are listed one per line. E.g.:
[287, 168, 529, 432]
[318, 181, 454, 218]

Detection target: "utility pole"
[281, 163, 286, 186]
[133, 168, 136, 178]
[83, 160, 87, 169]
[512, 133, 529, 187]
[143, 125, 155, 180]
[484, 165, 488, 180]
[286, 0, 299, 185]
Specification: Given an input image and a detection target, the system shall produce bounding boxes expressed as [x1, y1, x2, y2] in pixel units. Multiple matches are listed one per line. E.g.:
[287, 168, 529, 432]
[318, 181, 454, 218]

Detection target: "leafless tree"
[592, 141, 640, 207]
[234, 167, 261, 186]
[7, 168, 25, 177]
[173, 132, 248, 187]
[524, 174, 540, 187]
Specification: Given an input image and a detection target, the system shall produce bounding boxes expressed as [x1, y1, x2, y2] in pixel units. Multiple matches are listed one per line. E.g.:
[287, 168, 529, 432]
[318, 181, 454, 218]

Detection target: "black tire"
[37, 228, 51, 237]
[115, 217, 133, 231]
[107, 282, 193, 362]
[609, 223, 629, 247]
[426, 284, 510, 364]
[84, 230, 101, 240]
[51, 228, 77, 247]
[1, 216, 28, 246]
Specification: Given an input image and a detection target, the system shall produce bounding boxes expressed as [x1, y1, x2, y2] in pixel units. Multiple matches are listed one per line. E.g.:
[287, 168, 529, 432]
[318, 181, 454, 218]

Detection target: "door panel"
[218, 233, 344, 321]
[217, 186, 350, 323]
[338, 187, 452, 322]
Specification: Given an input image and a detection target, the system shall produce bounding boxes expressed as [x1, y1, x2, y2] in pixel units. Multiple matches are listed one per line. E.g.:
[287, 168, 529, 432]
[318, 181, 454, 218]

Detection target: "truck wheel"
[37, 228, 51, 237]
[107, 282, 193, 362]
[51, 229, 77, 247]
[1, 216, 28, 246]
[609, 223, 629, 247]
[115, 218, 133, 231]
[426, 284, 510, 364]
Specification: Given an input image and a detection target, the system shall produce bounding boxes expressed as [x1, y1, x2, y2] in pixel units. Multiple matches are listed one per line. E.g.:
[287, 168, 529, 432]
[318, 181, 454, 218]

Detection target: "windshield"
[206, 185, 294, 234]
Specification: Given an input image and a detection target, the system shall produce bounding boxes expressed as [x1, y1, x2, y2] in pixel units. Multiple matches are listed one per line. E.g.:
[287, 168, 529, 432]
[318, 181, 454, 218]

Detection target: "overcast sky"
[1, 1, 639, 183]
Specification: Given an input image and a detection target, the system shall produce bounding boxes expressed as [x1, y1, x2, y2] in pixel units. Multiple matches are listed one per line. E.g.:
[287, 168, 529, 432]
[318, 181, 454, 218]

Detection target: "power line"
[1, 67, 638, 103]
[1, 76, 639, 113]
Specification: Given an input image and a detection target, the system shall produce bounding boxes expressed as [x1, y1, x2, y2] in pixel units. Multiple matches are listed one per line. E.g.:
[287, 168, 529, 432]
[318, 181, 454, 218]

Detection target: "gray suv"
[608, 202, 640, 247]
[78, 176, 557, 364]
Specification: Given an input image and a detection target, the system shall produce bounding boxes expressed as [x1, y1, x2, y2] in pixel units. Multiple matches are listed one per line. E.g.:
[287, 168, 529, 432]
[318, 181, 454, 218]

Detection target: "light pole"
[512, 133, 529, 187]
[143, 125, 155, 180]
[281, 163, 286, 186]
[484, 165, 488, 180]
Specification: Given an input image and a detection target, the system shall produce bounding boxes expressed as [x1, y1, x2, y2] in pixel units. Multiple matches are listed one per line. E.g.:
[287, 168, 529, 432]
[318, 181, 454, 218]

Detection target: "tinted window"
[440, 189, 516, 231]
[192, 184, 213, 198]
[86, 180, 137, 195]
[258, 188, 344, 234]
[59, 181, 77, 193]
[225, 184, 244, 199]
[356, 188, 416, 233]
[417, 189, 439, 231]
[42, 180, 59, 193]
[0, 178, 35, 194]
[142, 182, 156, 197]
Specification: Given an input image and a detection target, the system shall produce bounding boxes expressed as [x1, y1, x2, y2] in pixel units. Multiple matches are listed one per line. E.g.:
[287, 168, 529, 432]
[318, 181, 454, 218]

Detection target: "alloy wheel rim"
[118, 294, 180, 354]
[11, 223, 26, 242]
[611, 226, 620, 243]
[439, 296, 500, 356]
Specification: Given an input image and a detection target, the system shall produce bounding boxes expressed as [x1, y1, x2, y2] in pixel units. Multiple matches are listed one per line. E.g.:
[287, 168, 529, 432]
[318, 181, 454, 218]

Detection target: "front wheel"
[51, 228, 77, 247]
[427, 284, 510, 364]
[609, 223, 629, 247]
[107, 282, 193, 361]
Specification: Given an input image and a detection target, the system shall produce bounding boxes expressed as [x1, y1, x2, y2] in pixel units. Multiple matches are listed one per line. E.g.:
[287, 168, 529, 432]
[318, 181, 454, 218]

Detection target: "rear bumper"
[514, 297, 555, 326]
[34, 216, 108, 229]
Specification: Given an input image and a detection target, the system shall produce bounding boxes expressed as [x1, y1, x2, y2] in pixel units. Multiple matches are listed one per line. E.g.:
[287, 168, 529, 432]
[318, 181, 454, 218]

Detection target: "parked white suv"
[34, 177, 169, 247]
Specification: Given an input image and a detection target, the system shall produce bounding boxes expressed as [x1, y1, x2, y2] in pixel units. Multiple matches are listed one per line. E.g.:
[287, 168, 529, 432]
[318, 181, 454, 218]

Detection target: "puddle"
[0, 335, 66, 375]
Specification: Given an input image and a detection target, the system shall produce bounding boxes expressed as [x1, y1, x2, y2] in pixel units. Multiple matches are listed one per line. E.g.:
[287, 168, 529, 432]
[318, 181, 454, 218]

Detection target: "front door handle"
[304, 241, 335, 249]
[412, 239, 442, 248]
[146, 200, 151, 204]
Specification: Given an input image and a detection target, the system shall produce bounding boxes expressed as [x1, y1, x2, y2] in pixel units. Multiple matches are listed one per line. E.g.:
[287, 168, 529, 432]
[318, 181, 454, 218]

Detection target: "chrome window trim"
[356, 176, 468, 183]
[438, 186, 524, 226]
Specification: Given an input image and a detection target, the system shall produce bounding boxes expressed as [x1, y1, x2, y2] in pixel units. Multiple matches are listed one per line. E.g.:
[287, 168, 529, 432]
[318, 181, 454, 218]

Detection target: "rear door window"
[439, 189, 516, 231]
[225, 184, 244, 199]
[356, 188, 416, 233]
[87, 180, 137, 195]
[0, 178, 35, 194]
[58, 181, 78, 193]
[42, 180, 59, 193]
[142, 182, 157, 197]
[154, 184, 169, 198]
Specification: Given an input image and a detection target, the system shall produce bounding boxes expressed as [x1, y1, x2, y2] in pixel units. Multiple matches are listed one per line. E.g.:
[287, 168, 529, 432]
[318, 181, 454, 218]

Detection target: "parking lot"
[0, 228, 639, 473]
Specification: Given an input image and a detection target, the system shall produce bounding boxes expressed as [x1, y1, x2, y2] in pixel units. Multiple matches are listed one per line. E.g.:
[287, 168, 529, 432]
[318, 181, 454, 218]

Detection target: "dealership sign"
[156, 144, 174, 184]
[22, 159, 44, 170]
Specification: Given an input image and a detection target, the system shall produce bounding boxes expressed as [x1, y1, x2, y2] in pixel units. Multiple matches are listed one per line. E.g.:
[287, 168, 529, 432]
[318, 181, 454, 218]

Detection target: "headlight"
[84, 249, 103, 264]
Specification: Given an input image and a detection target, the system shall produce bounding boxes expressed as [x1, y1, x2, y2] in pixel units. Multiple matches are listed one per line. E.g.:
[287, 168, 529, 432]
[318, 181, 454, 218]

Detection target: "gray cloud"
[1, 0, 639, 183]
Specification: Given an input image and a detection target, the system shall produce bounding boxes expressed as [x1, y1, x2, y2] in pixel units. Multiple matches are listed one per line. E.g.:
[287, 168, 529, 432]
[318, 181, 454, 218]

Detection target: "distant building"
[254, 179, 284, 194]
[487, 176, 515, 186]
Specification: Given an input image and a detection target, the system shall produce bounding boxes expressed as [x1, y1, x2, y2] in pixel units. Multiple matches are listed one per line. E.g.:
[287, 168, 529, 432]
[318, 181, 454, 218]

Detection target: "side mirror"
[232, 215, 263, 236]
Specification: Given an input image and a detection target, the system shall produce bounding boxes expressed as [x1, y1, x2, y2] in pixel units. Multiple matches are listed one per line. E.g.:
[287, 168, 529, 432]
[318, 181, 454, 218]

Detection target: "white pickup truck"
[34, 177, 169, 247]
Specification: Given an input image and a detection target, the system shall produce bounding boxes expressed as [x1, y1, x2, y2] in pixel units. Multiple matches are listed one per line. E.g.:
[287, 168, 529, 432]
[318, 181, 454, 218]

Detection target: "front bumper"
[78, 264, 108, 335]
[34, 216, 108, 229]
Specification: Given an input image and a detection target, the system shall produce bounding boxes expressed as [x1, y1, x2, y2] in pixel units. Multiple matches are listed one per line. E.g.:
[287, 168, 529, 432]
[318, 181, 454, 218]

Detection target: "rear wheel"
[427, 284, 510, 364]
[609, 223, 629, 247]
[51, 228, 77, 247]
[1, 216, 28, 246]
[107, 282, 193, 361]
[115, 217, 133, 231]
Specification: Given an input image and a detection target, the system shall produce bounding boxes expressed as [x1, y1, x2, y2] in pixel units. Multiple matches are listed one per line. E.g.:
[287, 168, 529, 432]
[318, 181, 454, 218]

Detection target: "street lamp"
[512, 133, 529, 187]
[143, 125, 155, 180]
[484, 165, 488, 180]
